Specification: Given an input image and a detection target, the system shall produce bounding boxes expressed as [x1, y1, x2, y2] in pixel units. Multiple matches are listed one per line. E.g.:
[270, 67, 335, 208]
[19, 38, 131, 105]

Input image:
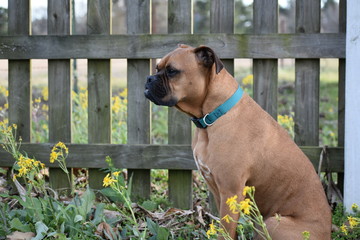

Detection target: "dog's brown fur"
[145, 45, 332, 239]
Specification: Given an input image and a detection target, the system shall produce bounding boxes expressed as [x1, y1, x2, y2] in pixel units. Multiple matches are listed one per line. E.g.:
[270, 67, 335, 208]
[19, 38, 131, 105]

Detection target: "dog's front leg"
[218, 194, 242, 240]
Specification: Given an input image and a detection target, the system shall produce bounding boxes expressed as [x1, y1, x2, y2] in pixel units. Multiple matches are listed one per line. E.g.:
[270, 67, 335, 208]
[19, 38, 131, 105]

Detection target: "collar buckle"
[202, 113, 214, 127]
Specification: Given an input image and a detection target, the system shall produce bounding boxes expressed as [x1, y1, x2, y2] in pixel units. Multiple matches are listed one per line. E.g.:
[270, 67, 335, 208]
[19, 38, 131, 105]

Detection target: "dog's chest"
[192, 137, 214, 185]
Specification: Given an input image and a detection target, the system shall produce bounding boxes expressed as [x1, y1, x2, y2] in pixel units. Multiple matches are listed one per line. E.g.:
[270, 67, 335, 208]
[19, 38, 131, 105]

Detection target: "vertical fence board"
[87, 0, 112, 190]
[127, 0, 151, 201]
[48, 0, 72, 194]
[168, 0, 193, 209]
[8, 0, 31, 142]
[294, 0, 320, 146]
[337, 0, 346, 193]
[253, 0, 278, 119]
[208, 0, 235, 215]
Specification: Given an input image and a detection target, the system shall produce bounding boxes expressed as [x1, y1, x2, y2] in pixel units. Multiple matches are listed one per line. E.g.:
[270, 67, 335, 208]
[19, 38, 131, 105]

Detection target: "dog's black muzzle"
[144, 75, 177, 107]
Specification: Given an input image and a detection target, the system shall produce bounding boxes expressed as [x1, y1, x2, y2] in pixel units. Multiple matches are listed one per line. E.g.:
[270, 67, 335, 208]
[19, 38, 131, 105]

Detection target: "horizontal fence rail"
[0, 33, 345, 59]
[0, 144, 344, 172]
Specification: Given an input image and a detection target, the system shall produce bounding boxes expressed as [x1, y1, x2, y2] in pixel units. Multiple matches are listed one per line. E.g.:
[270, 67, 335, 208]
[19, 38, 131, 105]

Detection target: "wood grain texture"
[168, 0, 193, 210]
[48, 0, 72, 194]
[126, 0, 151, 201]
[0, 144, 344, 172]
[8, 0, 31, 142]
[253, 0, 278, 119]
[294, 0, 320, 146]
[208, 0, 235, 215]
[87, 0, 112, 190]
[0, 34, 345, 59]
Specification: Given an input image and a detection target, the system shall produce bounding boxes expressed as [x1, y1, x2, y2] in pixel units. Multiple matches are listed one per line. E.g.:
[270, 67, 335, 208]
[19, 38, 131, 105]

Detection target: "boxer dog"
[144, 44, 331, 239]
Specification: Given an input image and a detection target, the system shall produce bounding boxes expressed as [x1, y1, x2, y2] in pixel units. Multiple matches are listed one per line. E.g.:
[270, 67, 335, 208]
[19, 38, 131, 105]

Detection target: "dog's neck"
[175, 69, 239, 120]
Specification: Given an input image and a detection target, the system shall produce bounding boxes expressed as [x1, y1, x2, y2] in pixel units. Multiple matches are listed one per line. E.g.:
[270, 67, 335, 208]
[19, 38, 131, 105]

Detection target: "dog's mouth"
[144, 83, 177, 107]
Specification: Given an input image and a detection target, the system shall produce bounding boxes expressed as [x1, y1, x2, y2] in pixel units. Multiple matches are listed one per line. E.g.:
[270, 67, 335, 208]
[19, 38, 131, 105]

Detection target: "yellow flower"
[42, 87, 48, 101]
[221, 214, 232, 224]
[120, 88, 128, 98]
[113, 171, 121, 177]
[5, 90, 8, 97]
[240, 198, 252, 215]
[50, 151, 59, 163]
[340, 224, 348, 235]
[352, 203, 358, 211]
[206, 220, 217, 238]
[18, 166, 29, 177]
[348, 216, 359, 229]
[243, 186, 254, 196]
[242, 74, 253, 86]
[302, 231, 310, 240]
[42, 104, 48, 112]
[103, 173, 117, 187]
[53, 141, 69, 154]
[226, 195, 239, 214]
[4, 103, 8, 109]
[34, 97, 41, 103]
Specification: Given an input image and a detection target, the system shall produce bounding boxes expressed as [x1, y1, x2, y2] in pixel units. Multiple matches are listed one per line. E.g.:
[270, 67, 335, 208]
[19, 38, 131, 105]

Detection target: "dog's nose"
[147, 75, 156, 84]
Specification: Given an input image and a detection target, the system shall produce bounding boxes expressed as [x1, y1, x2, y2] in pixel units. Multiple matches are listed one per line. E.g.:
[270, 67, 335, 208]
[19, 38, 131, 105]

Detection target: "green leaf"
[76, 188, 95, 218]
[100, 187, 125, 203]
[10, 218, 32, 232]
[157, 227, 169, 240]
[140, 200, 158, 211]
[146, 217, 158, 235]
[74, 215, 83, 223]
[92, 203, 105, 225]
[33, 221, 49, 240]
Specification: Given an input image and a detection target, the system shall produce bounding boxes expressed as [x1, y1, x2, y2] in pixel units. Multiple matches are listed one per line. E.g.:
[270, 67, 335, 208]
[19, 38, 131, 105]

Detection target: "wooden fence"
[0, 0, 345, 210]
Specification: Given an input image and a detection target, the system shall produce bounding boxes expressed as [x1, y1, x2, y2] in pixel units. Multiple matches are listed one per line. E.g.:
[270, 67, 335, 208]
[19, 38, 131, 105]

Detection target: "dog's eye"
[166, 67, 179, 76]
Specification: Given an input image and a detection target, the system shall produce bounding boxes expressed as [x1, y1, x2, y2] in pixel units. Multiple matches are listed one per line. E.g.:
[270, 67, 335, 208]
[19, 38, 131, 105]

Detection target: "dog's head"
[144, 44, 224, 107]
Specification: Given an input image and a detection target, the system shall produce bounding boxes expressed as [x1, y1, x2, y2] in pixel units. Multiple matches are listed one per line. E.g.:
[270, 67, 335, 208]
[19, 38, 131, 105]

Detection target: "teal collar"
[191, 86, 243, 129]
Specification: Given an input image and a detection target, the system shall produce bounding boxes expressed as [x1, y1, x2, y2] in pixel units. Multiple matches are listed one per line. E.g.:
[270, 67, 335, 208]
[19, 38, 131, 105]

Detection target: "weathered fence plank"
[0, 34, 345, 59]
[87, 0, 112, 190]
[294, 0, 320, 146]
[168, 0, 193, 210]
[48, 0, 72, 194]
[208, 0, 235, 215]
[0, 144, 344, 173]
[127, 0, 151, 201]
[253, 0, 278, 119]
[8, 0, 31, 142]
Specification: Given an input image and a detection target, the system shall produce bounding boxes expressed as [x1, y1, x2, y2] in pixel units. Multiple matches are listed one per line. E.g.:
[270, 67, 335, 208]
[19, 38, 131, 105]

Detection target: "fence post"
[253, 0, 278, 119]
[8, 0, 31, 142]
[208, 0, 235, 215]
[167, 0, 193, 210]
[87, 0, 112, 190]
[127, 0, 151, 201]
[48, 0, 73, 195]
[344, 0, 360, 210]
[294, 0, 320, 146]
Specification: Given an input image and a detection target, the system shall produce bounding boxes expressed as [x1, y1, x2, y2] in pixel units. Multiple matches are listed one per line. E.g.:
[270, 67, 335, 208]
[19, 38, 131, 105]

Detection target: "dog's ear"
[194, 46, 224, 74]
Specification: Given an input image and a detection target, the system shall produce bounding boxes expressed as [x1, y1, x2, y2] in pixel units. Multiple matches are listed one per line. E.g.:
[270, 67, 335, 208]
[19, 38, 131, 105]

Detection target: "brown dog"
[144, 45, 331, 239]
